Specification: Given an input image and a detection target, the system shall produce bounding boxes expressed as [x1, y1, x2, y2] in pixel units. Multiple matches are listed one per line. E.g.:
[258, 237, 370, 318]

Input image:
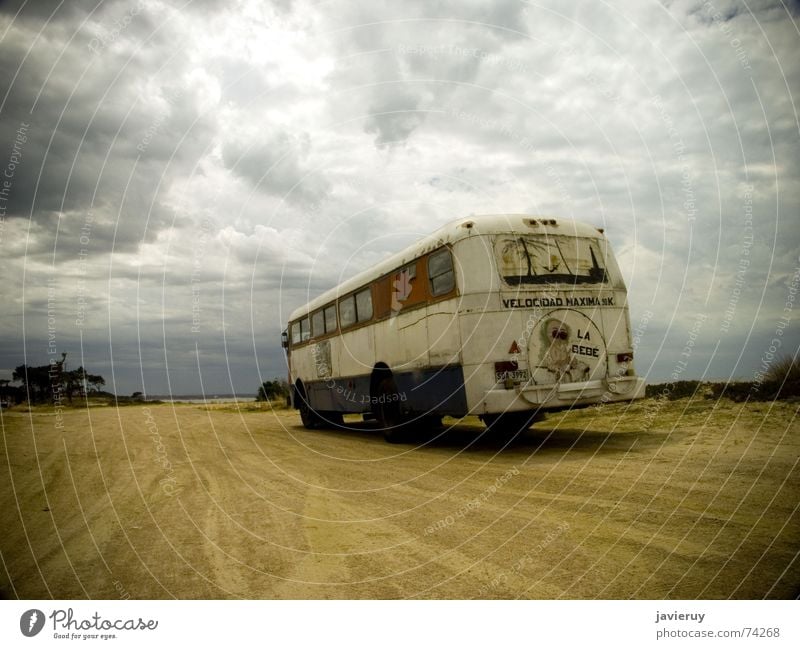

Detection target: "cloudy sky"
[0, 0, 798, 396]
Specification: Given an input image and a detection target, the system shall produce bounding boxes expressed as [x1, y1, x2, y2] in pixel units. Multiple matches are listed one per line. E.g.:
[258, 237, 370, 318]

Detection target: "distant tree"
[12, 365, 28, 394]
[62, 367, 83, 403]
[13, 364, 51, 402]
[257, 379, 289, 402]
[0, 379, 23, 407]
[85, 373, 106, 393]
[10, 356, 106, 404]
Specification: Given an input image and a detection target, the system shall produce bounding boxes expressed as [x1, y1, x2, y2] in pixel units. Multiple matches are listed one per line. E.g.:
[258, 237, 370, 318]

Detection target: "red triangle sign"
[508, 341, 521, 354]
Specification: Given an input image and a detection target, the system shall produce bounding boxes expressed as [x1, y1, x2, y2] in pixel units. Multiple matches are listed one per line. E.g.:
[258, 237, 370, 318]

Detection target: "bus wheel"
[321, 412, 344, 428]
[297, 388, 322, 429]
[481, 411, 542, 435]
[418, 415, 443, 430]
[376, 378, 406, 443]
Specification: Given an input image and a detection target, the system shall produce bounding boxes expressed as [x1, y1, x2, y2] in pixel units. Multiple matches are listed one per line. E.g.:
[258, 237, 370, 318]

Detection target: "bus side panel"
[334, 326, 375, 379]
[306, 375, 372, 413]
[372, 310, 430, 371]
[303, 366, 468, 416]
[290, 345, 320, 392]
[426, 301, 462, 367]
[394, 365, 468, 417]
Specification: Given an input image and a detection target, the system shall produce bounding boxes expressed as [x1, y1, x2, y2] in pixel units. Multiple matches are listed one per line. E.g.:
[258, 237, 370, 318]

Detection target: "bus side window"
[339, 295, 356, 329]
[300, 317, 311, 342]
[428, 247, 455, 296]
[324, 304, 337, 332]
[355, 288, 373, 322]
[311, 310, 325, 338]
[290, 321, 301, 345]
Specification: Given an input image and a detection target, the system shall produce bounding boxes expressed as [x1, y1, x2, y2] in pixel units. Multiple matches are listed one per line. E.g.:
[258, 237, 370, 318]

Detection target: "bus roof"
[287, 214, 607, 322]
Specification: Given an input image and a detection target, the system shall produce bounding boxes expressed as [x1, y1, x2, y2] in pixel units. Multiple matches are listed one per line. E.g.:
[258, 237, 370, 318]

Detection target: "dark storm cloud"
[688, 0, 800, 24]
[0, 2, 218, 258]
[0, 0, 98, 21]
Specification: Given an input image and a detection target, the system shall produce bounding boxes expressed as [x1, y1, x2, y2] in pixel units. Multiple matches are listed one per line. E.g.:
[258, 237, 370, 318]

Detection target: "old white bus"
[283, 214, 645, 441]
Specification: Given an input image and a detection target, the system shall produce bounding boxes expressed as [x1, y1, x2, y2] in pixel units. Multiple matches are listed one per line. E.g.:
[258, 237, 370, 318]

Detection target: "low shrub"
[645, 380, 704, 400]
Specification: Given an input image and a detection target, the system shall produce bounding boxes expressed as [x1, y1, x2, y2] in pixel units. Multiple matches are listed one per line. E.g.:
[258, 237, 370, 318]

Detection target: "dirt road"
[1, 398, 798, 599]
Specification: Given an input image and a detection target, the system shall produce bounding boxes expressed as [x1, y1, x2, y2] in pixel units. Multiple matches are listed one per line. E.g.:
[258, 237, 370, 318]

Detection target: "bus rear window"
[496, 235, 608, 286]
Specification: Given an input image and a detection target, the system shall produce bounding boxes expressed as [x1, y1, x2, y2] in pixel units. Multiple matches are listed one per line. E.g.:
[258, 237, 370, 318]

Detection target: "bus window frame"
[338, 293, 357, 330]
[338, 287, 374, 332]
[311, 309, 325, 338]
[428, 246, 455, 297]
[290, 321, 301, 346]
[290, 245, 459, 346]
[299, 316, 311, 342]
[324, 304, 337, 334]
[355, 287, 373, 322]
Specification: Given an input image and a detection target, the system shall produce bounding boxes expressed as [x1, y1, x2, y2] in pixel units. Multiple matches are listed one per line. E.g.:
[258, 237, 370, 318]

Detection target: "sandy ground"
[0, 398, 798, 599]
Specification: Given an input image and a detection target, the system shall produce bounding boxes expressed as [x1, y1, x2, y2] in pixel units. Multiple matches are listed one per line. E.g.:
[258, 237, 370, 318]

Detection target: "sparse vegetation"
[112, 395, 163, 406]
[256, 379, 290, 402]
[767, 353, 800, 388]
[200, 399, 289, 413]
[708, 354, 800, 402]
[645, 355, 800, 403]
[645, 380, 704, 400]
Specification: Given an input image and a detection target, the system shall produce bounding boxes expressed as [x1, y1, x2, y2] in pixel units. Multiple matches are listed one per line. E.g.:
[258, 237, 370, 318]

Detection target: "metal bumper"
[480, 376, 646, 414]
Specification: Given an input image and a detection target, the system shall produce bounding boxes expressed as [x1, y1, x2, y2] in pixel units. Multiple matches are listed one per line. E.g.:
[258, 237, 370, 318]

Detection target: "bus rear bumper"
[480, 376, 646, 413]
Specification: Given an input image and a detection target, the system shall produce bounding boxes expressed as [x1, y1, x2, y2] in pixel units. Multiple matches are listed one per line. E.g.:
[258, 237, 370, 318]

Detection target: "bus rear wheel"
[375, 378, 407, 443]
[481, 411, 542, 435]
[321, 412, 344, 428]
[418, 414, 443, 430]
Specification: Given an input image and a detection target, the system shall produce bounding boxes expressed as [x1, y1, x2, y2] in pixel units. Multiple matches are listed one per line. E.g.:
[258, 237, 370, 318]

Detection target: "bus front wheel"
[297, 387, 322, 429]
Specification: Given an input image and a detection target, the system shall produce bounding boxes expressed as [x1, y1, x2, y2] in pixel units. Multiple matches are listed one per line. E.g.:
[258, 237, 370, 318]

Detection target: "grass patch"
[198, 400, 290, 413]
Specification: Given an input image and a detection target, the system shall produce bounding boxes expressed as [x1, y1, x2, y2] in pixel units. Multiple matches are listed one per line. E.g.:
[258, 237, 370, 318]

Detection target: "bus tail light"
[616, 352, 633, 363]
[494, 361, 519, 374]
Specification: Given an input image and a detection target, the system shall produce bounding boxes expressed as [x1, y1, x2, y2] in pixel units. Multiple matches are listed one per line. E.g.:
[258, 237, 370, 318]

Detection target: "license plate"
[495, 369, 530, 382]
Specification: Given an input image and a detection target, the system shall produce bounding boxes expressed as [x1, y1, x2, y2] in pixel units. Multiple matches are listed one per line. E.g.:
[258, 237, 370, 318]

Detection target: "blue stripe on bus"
[305, 365, 468, 417]
[306, 375, 372, 413]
